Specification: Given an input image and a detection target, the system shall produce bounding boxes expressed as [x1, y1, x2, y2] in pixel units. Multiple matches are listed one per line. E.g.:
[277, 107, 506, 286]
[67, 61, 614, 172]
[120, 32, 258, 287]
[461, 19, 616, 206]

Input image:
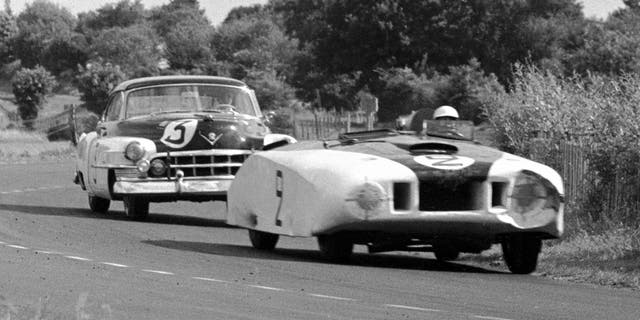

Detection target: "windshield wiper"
[150, 110, 190, 116]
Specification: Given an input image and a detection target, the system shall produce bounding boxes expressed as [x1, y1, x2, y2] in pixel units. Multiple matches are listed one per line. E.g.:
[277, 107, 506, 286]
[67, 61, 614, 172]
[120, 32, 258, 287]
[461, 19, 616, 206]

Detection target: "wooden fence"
[274, 111, 376, 140]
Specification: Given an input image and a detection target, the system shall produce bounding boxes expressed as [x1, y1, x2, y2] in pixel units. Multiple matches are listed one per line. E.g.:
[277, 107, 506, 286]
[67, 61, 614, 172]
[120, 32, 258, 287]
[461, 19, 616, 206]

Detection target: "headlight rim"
[125, 141, 146, 161]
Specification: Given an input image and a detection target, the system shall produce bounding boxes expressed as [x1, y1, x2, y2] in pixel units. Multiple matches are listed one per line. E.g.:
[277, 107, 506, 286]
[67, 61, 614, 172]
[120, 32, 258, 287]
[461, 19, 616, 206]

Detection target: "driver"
[433, 105, 459, 120]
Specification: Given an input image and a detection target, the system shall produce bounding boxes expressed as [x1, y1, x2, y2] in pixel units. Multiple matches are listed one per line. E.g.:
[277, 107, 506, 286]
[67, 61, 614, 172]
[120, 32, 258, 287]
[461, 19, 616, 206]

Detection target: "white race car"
[227, 122, 564, 274]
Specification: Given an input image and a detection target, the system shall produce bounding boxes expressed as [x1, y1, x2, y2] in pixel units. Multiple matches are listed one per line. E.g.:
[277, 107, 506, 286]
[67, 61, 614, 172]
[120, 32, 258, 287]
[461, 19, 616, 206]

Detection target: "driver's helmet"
[433, 105, 459, 120]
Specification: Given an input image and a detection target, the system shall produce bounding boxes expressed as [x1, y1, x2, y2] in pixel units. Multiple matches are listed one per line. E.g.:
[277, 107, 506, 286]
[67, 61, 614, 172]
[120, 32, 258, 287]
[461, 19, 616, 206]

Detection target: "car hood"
[112, 113, 267, 152]
[276, 134, 504, 182]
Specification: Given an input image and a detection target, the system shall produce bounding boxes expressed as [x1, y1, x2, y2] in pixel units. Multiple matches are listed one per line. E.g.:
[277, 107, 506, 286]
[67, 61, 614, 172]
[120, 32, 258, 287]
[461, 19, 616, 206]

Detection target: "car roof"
[111, 75, 249, 94]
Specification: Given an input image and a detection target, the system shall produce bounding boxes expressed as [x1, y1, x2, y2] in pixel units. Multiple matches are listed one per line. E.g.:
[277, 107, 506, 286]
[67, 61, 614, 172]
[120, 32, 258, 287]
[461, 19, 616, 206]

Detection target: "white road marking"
[192, 277, 230, 283]
[65, 256, 92, 261]
[384, 304, 442, 313]
[142, 269, 174, 275]
[473, 316, 514, 320]
[0, 241, 5, 244]
[10, 190, 21, 193]
[34, 250, 63, 255]
[101, 262, 129, 268]
[6, 245, 29, 250]
[308, 293, 356, 301]
[23, 188, 36, 192]
[247, 285, 286, 291]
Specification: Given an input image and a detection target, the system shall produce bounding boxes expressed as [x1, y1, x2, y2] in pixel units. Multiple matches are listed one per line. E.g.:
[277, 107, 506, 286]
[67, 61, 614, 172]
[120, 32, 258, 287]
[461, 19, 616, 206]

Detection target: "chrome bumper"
[113, 178, 233, 196]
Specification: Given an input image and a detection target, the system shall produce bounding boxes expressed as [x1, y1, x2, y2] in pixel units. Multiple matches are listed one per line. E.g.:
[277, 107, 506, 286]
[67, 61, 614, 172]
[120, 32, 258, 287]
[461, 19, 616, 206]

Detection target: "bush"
[76, 61, 127, 115]
[11, 65, 57, 128]
[484, 64, 640, 232]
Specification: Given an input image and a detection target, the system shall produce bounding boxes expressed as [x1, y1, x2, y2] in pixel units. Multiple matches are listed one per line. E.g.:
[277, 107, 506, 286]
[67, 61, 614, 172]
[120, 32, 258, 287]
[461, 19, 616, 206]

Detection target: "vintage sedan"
[226, 120, 564, 274]
[74, 75, 294, 220]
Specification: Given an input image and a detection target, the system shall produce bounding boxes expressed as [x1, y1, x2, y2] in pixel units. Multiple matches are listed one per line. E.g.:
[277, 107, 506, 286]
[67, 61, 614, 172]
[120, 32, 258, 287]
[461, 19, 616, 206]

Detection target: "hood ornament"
[199, 130, 223, 146]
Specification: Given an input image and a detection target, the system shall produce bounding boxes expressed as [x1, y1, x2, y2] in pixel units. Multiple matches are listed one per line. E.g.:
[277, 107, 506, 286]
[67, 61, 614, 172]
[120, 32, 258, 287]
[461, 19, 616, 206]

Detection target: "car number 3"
[160, 119, 198, 148]
[413, 154, 475, 170]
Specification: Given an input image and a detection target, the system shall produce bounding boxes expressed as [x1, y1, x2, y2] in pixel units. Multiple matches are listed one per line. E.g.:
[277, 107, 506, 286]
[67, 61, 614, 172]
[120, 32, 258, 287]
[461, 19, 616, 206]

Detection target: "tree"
[76, 60, 126, 115]
[149, 0, 210, 38]
[214, 14, 300, 80]
[12, 0, 76, 67]
[88, 24, 162, 77]
[11, 65, 57, 127]
[76, 0, 145, 32]
[0, 10, 17, 64]
[164, 18, 214, 70]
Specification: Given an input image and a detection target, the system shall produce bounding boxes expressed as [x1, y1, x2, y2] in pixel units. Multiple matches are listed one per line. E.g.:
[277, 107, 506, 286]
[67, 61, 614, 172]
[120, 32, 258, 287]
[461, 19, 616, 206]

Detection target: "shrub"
[76, 61, 127, 115]
[484, 64, 640, 232]
[11, 65, 57, 128]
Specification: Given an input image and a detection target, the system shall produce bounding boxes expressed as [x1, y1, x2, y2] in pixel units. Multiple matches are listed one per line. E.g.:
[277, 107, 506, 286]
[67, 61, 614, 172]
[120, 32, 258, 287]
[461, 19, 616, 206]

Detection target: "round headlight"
[150, 159, 167, 177]
[355, 182, 386, 211]
[125, 142, 145, 161]
[136, 159, 150, 173]
[511, 173, 548, 214]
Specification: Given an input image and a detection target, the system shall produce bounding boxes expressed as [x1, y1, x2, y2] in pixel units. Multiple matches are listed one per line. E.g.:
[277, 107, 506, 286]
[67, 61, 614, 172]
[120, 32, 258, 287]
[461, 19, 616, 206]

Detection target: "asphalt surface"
[0, 161, 639, 319]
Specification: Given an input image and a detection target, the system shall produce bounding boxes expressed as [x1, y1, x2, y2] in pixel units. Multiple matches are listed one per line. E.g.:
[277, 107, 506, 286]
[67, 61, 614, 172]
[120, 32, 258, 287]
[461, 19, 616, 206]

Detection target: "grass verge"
[0, 129, 75, 161]
[464, 228, 640, 290]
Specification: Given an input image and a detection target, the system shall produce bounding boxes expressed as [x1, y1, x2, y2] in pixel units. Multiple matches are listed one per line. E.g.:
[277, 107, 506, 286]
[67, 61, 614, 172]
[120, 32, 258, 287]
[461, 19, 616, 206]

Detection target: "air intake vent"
[419, 179, 483, 211]
[410, 143, 458, 154]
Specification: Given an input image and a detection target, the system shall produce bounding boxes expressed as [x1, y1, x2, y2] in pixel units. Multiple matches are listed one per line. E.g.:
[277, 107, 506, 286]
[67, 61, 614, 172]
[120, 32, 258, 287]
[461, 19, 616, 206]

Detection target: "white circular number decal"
[160, 119, 198, 148]
[413, 154, 475, 170]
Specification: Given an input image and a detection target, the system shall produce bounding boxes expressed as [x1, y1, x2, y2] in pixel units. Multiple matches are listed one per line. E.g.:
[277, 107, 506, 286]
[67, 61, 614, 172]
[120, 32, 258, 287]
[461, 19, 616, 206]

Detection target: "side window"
[105, 93, 123, 121]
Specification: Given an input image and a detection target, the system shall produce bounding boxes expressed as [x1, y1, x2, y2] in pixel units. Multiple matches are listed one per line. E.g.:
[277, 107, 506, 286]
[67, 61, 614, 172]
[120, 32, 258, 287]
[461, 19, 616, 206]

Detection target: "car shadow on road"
[143, 239, 504, 274]
[0, 203, 231, 228]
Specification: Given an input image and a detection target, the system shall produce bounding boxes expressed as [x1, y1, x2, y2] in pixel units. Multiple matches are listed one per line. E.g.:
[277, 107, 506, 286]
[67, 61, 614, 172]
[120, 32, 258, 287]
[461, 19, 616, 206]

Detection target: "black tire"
[248, 229, 279, 251]
[318, 234, 353, 261]
[433, 245, 460, 261]
[501, 234, 542, 274]
[123, 197, 149, 221]
[88, 195, 110, 214]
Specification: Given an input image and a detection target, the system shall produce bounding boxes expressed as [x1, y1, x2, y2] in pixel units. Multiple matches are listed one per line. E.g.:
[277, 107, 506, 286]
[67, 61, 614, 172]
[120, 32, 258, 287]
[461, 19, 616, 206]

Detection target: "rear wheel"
[318, 234, 353, 261]
[501, 234, 542, 274]
[88, 195, 110, 214]
[248, 230, 279, 250]
[123, 197, 149, 221]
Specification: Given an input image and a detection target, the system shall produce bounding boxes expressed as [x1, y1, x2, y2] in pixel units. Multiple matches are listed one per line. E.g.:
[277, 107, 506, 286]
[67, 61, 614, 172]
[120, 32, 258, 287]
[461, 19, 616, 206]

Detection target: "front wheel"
[318, 234, 353, 262]
[501, 234, 542, 274]
[123, 197, 149, 221]
[88, 195, 110, 214]
[248, 230, 279, 250]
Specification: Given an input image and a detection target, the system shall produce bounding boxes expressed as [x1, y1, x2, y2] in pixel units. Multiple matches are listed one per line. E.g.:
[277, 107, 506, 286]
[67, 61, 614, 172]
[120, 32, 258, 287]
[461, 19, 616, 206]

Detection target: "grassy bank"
[463, 228, 640, 290]
[0, 129, 75, 161]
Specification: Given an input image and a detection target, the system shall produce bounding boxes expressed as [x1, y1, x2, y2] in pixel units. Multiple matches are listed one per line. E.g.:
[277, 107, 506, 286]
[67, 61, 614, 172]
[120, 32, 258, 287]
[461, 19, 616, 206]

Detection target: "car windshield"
[125, 84, 257, 119]
[424, 120, 474, 141]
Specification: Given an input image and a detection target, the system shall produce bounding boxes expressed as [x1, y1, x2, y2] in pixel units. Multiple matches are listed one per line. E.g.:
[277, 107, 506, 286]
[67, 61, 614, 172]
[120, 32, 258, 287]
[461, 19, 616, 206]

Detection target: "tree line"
[2, 0, 640, 123]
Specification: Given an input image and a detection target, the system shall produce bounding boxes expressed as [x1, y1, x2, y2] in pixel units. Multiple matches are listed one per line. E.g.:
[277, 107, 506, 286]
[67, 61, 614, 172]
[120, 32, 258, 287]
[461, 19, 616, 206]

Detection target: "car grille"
[419, 179, 484, 211]
[146, 150, 252, 179]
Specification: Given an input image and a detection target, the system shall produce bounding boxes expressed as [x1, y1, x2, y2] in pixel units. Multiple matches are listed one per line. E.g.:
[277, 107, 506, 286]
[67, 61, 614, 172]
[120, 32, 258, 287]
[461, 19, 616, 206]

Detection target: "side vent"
[393, 182, 411, 211]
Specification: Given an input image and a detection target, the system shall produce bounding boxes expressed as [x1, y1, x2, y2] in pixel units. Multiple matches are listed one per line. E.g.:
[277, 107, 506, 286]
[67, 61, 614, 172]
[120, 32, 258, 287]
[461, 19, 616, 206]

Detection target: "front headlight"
[354, 182, 387, 211]
[506, 171, 560, 227]
[125, 142, 145, 161]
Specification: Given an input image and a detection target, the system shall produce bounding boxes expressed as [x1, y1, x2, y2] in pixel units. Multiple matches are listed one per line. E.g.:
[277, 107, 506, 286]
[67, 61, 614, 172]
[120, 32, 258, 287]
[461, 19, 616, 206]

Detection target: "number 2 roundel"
[160, 119, 198, 148]
[413, 154, 475, 170]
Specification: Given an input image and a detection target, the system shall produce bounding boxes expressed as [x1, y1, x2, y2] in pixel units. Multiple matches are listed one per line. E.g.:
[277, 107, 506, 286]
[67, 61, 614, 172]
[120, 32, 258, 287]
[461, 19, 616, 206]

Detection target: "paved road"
[0, 161, 638, 319]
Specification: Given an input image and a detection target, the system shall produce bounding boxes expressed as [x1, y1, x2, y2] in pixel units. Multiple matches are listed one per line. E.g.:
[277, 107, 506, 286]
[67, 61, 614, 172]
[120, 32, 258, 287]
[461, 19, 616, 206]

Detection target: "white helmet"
[433, 105, 459, 120]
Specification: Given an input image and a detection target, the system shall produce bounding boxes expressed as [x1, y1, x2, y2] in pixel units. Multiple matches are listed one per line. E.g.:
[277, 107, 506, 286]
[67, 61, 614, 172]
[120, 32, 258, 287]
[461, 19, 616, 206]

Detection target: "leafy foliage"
[164, 18, 214, 71]
[76, 0, 145, 32]
[0, 11, 17, 64]
[12, 0, 77, 68]
[76, 61, 127, 115]
[88, 24, 162, 77]
[11, 65, 57, 126]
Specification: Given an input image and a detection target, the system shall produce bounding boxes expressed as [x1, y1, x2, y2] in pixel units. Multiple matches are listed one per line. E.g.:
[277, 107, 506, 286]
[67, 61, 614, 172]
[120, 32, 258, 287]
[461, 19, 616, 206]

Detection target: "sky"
[6, 0, 627, 26]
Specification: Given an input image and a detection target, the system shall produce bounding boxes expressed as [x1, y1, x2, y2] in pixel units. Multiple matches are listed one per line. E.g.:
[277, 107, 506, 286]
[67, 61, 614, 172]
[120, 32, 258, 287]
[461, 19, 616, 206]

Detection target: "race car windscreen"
[125, 85, 257, 118]
[424, 120, 474, 140]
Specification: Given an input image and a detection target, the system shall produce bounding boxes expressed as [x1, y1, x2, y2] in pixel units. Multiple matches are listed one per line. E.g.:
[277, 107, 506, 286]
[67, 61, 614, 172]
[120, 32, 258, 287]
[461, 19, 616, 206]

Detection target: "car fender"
[226, 149, 417, 237]
[83, 135, 156, 197]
